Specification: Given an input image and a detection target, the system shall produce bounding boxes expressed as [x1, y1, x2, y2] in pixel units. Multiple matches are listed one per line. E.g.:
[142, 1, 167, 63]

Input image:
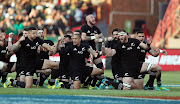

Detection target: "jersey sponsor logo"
[78, 51, 83, 54]
[1, 50, 6, 53]
[87, 30, 90, 33]
[127, 47, 132, 50]
[74, 76, 79, 81]
[122, 45, 126, 48]
[73, 48, 77, 51]
[31, 46, 36, 49]
[90, 33, 95, 36]
[137, 46, 140, 49]
[131, 43, 135, 46]
[124, 73, 129, 76]
[141, 50, 145, 53]
[26, 44, 30, 47]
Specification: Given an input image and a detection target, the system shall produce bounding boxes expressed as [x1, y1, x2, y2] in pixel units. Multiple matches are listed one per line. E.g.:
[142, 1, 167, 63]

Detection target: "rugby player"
[102, 31, 162, 90]
[134, 31, 169, 90]
[81, 14, 105, 89]
[55, 30, 104, 89]
[12, 27, 59, 88]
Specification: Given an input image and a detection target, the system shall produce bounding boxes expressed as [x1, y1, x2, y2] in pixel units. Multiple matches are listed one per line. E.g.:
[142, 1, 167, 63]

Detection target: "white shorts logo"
[124, 73, 129, 77]
[62, 75, 66, 79]
[74, 76, 79, 81]
[114, 74, 119, 78]
[138, 75, 143, 79]
[26, 72, 31, 76]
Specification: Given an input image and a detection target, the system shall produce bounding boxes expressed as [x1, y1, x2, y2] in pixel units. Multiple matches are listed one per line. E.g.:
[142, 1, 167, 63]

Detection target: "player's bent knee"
[0, 61, 4, 71]
[73, 81, 81, 89]
[96, 68, 104, 75]
[0, 61, 7, 72]
[151, 64, 162, 72]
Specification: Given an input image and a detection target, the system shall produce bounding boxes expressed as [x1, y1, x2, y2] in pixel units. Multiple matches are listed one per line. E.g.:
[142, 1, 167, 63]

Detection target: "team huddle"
[0, 14, 169, 90]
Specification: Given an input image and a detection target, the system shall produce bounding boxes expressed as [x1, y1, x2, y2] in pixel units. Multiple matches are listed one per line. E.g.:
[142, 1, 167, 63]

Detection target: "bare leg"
[25, 76, 33, 88]
[73, 81, 81, 89]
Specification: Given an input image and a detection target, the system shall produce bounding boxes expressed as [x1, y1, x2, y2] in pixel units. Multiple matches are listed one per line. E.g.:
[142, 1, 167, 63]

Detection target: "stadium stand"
[152, 0, 180, 49]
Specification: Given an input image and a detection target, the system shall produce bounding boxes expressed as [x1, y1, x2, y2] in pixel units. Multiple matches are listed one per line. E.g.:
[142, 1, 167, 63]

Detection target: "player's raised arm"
[101, 42, 116, 57]
[87, 46, 98, 57]
[81, 32, 100, 41]
[148, 47, 160, 57]
[42, 43, 53, 55]
[139, 36, 152, 50]
[12, 35, 25, 52]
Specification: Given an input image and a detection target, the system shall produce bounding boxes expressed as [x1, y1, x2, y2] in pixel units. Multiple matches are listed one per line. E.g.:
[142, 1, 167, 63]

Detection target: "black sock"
[157, 73, 161, 86]
[33, 79, 38, 85]
[49, 79, 55, 86]
[83, 76, 93, 87]
[62, 83, 73, 89]
[16, 81, 26, 88]
[59, 80, 69, 84]
[91, 76, 98, 87]
[2, 72, 8, 83]
[104, 76, 114, 81]
[96, 79, 102, 87]
[39, 73, 48, 86]
[10, 79, 26, 88]
[146, 71, 156, 87]
[106, 80, 123, 90]
[0, 71, 3, 79]
[81, 76, 87, 84]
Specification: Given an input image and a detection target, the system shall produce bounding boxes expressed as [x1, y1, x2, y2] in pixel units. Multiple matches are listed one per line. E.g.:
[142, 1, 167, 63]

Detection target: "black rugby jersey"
[59, 42, 72, 65]
[62, 41, 90, 67]
[81, 24, 101, 50]
[107, 39, 119, 65]
[136, 42, 150, 62]
[114, 38, 141, 67]
[15, 48, 23, 65]
[0, 44, 8, 62]
[20, 37, 44, 64]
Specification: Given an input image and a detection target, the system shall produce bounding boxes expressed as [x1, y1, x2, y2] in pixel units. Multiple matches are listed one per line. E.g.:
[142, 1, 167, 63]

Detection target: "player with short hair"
[134, 31, 169, 91]
[49, 32, 73, 87]
[12, 27, 59, 88]
[102, 31, 162, 90]
[0, 31, 15, 87]
[104, 28, 127, 80]
[81, 14, 105, 89]
[55, 30, 104, 89]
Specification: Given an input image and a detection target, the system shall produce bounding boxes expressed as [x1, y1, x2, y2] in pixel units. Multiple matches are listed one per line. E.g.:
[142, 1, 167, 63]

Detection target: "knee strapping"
[147, 63, 153, 72]
[123, 82, 131, 89]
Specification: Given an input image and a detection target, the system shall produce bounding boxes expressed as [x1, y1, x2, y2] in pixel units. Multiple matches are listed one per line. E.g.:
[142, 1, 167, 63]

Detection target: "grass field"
[0, 70, 180, 98]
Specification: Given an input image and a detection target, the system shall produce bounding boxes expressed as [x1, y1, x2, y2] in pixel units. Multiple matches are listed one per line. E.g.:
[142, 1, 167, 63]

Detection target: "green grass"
[0, 70, 180, 97]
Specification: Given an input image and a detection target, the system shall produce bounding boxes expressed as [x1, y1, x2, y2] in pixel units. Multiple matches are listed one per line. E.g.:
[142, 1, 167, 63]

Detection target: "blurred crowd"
[0, 0, 99, 37]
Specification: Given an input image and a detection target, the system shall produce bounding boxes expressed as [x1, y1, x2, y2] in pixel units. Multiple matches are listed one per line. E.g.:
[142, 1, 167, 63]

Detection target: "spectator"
[0, 0, 98, 37]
